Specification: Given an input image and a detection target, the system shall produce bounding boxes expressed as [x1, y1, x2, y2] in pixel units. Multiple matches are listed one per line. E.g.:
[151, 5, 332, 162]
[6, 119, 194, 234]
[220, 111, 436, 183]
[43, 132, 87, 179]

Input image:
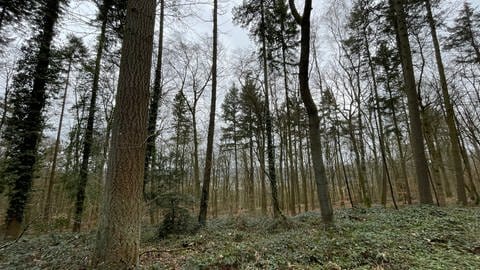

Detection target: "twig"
[0, 222, 30, 250]
[140, 247, 193, 257]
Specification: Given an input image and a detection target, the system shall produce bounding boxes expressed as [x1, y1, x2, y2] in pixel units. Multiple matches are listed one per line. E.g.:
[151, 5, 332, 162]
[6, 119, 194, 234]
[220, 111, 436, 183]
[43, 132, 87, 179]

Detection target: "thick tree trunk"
[391, 0, 433, 204]
[93, 0, 156, 268]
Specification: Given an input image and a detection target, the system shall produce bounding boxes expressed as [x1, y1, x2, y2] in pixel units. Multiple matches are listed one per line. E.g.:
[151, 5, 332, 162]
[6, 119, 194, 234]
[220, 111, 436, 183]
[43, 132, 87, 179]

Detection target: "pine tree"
[445, 2, 480, 64]
[0, 0, 34, 45]
[2, 0, 66, 239]
[220, 85, 241, 211]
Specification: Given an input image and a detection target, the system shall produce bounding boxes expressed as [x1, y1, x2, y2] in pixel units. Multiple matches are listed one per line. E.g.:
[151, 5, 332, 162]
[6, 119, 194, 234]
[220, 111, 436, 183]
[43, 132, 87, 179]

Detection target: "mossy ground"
[1, 205, 479, 269]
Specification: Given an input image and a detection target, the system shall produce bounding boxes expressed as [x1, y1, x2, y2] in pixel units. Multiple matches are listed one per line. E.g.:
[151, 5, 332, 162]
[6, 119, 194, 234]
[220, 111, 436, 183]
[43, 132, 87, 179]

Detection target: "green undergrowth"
[0, 205, 479, 269]
[144, 206, 480, 269]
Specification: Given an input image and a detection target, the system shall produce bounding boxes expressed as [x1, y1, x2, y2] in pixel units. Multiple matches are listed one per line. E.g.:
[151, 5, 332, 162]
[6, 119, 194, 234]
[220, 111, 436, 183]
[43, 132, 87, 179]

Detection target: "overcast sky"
[2, 0, 480, 140]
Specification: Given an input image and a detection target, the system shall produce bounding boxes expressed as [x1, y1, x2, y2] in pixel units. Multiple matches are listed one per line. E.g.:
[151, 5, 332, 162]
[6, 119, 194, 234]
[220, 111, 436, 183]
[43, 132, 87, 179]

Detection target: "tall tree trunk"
[260, 0, 282, 218]
[144, 0, 165, 197]
[363, 27, 397, 209]
[289, 0, 333, 223]
[0, 68, 11, 132]
[198, 0, 218, 226]
[73, 0, 111, 232]
[391, 0, 433, 204]
[424, 0, 467, 204]
[93, 0, 156, 267]
[4, 0, 61, 239]
[44, 57, 72, 221]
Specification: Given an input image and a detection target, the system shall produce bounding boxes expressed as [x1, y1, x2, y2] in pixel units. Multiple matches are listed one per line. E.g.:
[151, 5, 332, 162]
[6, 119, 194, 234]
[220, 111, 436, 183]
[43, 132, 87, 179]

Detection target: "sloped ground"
[1, 206, 479, 269]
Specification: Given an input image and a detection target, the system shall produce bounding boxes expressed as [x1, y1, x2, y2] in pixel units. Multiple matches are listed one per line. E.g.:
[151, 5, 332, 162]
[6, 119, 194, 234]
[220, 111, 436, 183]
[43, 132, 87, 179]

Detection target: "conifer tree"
[2, 0, 66, 239]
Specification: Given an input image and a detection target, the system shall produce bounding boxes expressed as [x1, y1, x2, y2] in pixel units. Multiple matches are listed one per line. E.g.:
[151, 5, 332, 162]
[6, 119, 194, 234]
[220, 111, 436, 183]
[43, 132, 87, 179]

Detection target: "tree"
[220, 84, 241, 211]
[236, 75, 266, 212]
[94, 0, 156, 267]
[444, 2, 480, 64]
[2, 0, 65, 239]
[0, 0, 33, 45]
[424, 0, 467, 204]
[171, 91, 193, 194]
[390, 0, 433, 204]
[144, 0, 166, 200]
[43, 35, 88, 221]
[289, 0, 333, 223]
[233, 0, 285, 218]
[169, 39, 211, 199]
[198, 0, 218, 225]
[73, 0, 114, 232]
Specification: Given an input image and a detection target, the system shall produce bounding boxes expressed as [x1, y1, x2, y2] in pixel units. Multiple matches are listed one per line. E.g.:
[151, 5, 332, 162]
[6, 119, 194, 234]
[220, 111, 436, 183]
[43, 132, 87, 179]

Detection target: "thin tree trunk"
[144, 0, 165, 197]
[260, 0, 282, 218]
[198, 0, 218, 225]
[363, 27, 397, 209]
[192, 111, 200, 199]
[73, 0, 111, 232]
[385, 72, 412, 204]
[0, 68, 11, 131]
[44, 57, 72, 221]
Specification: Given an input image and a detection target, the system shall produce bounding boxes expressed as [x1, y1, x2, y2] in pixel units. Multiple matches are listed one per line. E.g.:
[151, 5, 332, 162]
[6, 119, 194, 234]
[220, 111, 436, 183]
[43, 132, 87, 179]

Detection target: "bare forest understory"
[0, 205, 479, 269]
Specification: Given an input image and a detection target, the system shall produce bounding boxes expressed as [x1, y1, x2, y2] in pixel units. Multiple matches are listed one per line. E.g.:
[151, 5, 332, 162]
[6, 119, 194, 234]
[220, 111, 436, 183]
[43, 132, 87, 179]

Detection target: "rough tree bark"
[93, 0, 156, 268]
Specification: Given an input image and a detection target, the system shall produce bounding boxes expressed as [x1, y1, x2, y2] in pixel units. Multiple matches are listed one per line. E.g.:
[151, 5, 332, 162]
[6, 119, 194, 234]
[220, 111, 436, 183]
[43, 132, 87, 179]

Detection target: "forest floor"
[0, 205, 479, 269]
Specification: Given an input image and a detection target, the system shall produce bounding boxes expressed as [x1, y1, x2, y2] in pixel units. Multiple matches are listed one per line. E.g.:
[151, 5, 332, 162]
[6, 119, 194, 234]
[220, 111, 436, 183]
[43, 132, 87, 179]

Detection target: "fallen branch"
[140, 247, 193, 257]
[0, 222, 30, 250]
